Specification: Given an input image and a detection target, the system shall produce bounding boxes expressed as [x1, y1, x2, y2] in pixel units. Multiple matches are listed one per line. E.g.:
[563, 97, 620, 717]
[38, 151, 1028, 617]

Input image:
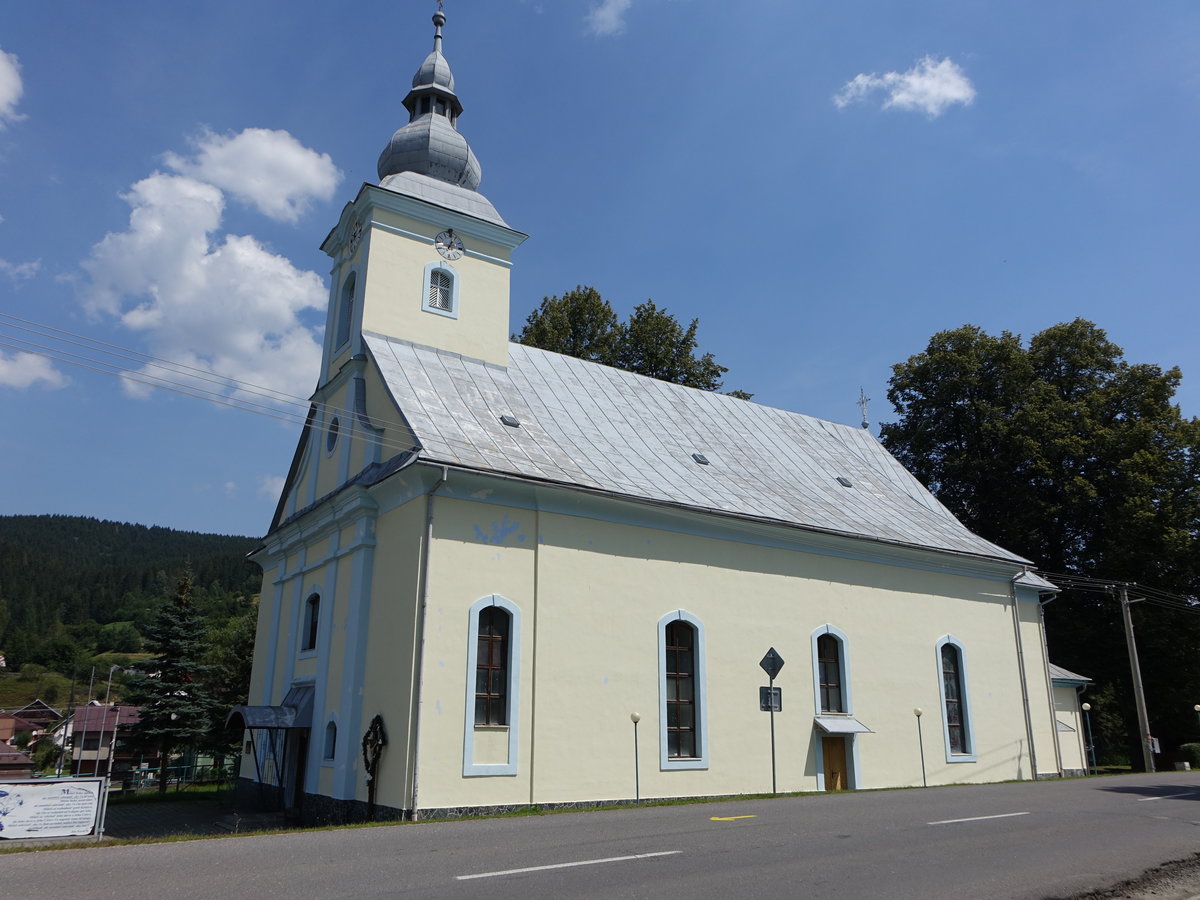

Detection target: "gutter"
[1037, 592, 1064, 775]
[1010, 572, 1039, 779]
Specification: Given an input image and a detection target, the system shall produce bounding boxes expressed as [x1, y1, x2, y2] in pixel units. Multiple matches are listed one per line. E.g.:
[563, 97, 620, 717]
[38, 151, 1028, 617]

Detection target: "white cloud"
[0, 49, 24, 129]
[0, 351, 66, 389]
[834, 56, 976, 118]
[81, 168, 327, 402]
[163, 128, 341, 224]
[586, 0, 634, 36]
[258, 474, 286, 500]
[0, 257, 41, 281]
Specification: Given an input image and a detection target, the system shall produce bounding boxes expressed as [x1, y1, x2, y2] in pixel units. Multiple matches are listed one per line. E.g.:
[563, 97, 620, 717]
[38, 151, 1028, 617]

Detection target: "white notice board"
[0, 777, 106, 840]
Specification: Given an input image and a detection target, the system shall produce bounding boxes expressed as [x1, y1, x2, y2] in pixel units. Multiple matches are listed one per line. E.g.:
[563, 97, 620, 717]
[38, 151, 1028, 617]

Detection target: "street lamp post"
[630, 712, 641, 803]
[1081, 702, 1097, 775]
[93, 664, 120, 777]
[914, 707, 927, 787]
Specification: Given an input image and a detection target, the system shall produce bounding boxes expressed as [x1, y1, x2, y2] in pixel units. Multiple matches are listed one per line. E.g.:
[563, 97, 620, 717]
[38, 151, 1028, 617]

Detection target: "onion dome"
[377, 8, 482, 191]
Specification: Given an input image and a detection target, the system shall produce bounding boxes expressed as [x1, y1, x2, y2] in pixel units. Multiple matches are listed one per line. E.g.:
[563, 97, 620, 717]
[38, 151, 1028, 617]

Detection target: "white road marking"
[1136, 791, 1200, 802]
[928, 811, 1030, 825]
[456, 850, 681, 881]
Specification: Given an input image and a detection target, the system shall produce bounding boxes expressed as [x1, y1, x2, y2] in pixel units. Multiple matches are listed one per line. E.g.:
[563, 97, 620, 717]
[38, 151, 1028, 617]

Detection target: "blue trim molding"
[935, 634, 977, 763]
[462, 594, 522, 776]
[657, 609, 709, 771]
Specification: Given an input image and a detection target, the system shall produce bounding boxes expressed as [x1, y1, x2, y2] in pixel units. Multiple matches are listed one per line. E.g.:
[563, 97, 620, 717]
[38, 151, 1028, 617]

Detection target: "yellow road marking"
[710, 815, 757, 822]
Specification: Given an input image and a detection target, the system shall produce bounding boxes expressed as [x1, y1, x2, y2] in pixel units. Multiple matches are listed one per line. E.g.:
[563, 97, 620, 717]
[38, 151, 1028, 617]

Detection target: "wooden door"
[822, 736, 847, 791]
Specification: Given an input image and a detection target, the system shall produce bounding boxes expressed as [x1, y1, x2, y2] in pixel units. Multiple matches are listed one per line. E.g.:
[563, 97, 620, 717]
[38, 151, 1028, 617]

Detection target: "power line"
[1041, 569, 1200, 616]
[0, 313, 431, 459]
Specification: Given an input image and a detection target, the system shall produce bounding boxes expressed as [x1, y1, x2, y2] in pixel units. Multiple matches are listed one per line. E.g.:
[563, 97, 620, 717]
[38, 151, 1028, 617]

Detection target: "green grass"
[107, 783, 230, 805]
[0, 671, 74, 710]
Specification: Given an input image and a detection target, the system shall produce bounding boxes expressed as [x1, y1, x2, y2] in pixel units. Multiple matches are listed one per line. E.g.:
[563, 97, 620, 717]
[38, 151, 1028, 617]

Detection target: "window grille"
[428, 269, 453, 311]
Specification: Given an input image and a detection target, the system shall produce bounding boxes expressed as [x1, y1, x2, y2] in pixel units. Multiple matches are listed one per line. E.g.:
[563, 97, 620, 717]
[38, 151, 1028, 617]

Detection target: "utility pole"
[1118, 584, 1155, 773]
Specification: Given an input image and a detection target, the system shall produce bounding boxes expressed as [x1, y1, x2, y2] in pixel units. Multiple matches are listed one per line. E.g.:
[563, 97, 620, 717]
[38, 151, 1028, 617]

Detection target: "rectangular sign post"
[760, 648, 785, 794]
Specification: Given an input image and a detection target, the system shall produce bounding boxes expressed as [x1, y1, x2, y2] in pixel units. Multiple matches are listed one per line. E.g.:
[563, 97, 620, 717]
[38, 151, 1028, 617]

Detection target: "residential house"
[60, 704, 141, 777]
[0, 746, 35, 779]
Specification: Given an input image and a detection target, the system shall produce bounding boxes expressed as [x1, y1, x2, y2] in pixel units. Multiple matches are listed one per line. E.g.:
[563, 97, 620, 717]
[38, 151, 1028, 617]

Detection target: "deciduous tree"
[515, 286, 745, 394]
[882, 319, 1200, 763]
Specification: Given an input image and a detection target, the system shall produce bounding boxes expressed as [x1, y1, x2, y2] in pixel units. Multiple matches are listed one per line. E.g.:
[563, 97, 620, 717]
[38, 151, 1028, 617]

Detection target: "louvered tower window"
[428, 269, 453, 311]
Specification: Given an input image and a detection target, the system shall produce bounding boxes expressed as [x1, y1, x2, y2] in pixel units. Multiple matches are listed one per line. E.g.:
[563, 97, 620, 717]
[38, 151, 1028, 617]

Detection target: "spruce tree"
[123, 570, 219, 792]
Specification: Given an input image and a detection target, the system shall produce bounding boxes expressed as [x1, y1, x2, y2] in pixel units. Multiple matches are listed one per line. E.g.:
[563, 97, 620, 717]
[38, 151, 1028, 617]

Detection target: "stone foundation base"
[301, 792, 407, 827]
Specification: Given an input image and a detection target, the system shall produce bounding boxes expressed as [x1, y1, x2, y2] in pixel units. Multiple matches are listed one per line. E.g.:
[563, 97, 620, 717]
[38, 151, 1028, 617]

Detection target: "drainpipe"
[1036, 594, 1064, 776]
[407, 466, 448, 820]
[1010, 573, 1038, 779]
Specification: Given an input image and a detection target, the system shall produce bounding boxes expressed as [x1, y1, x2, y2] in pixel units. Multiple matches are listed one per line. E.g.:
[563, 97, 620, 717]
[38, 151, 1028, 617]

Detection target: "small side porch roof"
[814, 715, 873, 735]
[226, 684, 315, 731]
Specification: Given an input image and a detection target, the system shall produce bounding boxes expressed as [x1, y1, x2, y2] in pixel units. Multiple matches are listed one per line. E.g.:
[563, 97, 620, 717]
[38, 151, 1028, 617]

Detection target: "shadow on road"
[1096, 782, 1200, 801]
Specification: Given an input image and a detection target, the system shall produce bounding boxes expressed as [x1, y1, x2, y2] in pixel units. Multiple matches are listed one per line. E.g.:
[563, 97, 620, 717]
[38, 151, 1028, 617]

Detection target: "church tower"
[318, 7, 527, 385]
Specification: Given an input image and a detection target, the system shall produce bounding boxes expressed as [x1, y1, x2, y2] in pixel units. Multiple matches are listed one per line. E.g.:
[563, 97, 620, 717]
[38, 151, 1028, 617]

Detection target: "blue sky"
[1, 1, 1198, 537]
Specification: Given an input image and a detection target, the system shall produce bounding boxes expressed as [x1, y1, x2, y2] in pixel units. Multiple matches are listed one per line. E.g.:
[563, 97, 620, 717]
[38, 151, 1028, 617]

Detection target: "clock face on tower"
[435, 229, 465, 260]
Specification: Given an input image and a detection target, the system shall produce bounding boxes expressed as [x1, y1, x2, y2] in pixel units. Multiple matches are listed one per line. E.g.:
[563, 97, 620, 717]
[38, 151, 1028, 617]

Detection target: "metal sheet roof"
[1048, 663, 1092, 684]
[814, 716, 874, 734]
[365, 333, 1031, 564]
[226, 684, 315, 731]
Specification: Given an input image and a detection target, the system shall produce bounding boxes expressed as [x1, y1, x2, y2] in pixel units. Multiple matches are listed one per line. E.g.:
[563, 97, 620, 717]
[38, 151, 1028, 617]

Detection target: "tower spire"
[377, 3, 482, 190]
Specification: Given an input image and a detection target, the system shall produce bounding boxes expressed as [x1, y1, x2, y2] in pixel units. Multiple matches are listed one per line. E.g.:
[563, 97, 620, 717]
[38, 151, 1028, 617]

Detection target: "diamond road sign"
[760, 647, 785, 680]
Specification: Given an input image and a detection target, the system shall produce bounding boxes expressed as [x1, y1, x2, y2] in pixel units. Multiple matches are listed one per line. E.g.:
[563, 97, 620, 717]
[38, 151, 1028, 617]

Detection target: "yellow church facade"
[234, 8, 1068, 823]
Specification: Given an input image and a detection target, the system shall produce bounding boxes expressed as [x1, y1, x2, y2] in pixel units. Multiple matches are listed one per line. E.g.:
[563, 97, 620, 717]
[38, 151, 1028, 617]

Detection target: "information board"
[0, 778, 105, 840]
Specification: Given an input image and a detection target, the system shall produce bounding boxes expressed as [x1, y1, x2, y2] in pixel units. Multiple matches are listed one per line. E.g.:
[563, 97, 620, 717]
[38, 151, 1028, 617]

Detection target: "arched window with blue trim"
[936, 635, 975, 761]
[810, 625, 853, 715]
[301, 593, 320, 653]
[422, 261, 459, 318]
[324, 721, 337, 760]
[658, 610, 708, 770]
[335, 270, 356, 349]
[463, 594, 522, 776]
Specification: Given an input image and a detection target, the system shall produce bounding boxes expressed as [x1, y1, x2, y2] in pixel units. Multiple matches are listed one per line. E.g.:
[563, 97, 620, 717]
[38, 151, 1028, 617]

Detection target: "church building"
[233, 8, 1068, 823]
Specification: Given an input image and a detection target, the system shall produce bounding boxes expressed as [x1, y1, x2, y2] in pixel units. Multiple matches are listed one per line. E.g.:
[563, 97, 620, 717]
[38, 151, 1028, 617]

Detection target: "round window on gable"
[326, 417, 340, 454]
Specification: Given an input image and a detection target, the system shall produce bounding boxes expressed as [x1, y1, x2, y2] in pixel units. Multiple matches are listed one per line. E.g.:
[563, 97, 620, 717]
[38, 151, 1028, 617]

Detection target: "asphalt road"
[7, 772, 1200, 899]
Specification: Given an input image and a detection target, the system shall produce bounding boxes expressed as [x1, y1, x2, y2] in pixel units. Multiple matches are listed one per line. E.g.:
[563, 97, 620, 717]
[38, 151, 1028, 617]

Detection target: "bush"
[18, 662, 47, 682]
[1178, 743, 1200, 769]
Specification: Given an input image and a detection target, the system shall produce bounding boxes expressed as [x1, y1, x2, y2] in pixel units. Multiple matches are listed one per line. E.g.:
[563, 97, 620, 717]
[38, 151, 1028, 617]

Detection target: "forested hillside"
[0, 515, 259, 675]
